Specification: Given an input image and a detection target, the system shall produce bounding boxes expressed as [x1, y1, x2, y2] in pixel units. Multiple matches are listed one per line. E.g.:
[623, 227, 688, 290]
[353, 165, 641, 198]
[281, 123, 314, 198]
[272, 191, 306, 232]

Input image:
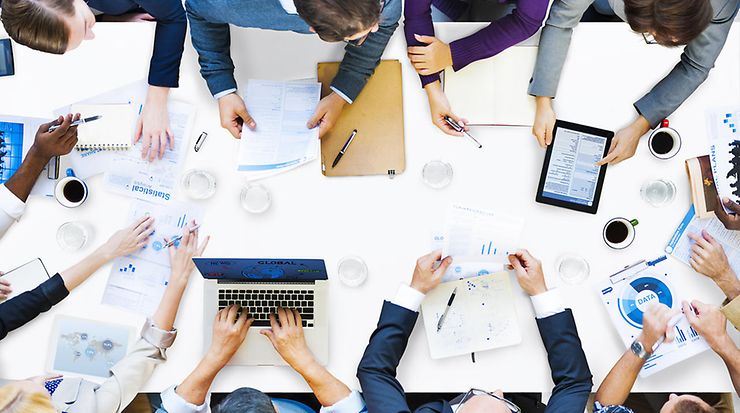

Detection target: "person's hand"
[207, 304, 253, 366]
[532, 97, 556, 148]
[687, 230, 740, 300]
[683, 300, 728, 351]
[638, 303, 679, 349]
[29, 114, 81, 160]
[410, 250, 453, 294]
[98, 216, 155, 260]
[425, 82, 468, 137]
[596, 116, 650, 166]
[307, 93, 346, 138]
[0, 272, 11, 300]
[407, 35, 453, 76]
[166, 220, 210, 283]
[218, 93, 255, 139]
[134, 87, 173, 162]
[508, 250, 547, 296]
[714, 196, 740, 231]
[261, 308, 314, 370]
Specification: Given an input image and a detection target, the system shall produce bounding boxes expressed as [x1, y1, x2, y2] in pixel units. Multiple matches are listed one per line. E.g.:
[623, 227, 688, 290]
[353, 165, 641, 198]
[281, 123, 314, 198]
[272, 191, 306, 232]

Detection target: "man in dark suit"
[357, 249, 593, 413]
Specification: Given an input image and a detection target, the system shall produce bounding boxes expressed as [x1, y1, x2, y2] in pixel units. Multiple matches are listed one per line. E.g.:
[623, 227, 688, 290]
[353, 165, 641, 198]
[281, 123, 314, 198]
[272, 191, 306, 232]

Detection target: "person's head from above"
[215, 387, 279, 413]
[1, 0, 96, 55]
[659, 394, 719, 413]
[294, 0, 381, 45]
[623, 0, 713, 46]
[0, 380, 55, 413]
[455, 389, 520, 413]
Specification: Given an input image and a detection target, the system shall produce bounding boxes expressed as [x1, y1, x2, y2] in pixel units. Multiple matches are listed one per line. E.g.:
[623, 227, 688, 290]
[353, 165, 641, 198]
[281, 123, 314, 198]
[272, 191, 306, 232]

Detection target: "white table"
[0, 21, 738, 397]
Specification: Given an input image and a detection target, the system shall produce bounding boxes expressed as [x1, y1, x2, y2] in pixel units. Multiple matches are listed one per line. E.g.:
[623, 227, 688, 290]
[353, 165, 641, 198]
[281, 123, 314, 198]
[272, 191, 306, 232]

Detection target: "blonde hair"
[0, 384, 55, 413]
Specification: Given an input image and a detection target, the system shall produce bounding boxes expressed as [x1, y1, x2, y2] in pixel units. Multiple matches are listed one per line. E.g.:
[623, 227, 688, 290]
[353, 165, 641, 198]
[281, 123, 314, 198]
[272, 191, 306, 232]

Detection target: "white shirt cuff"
[391, 283, 426, 312]
[329, 86, 353, 104]
[530, 289, 566, 319]
[0, 184, 25, 220]
[213, 88, 237, 100]
[161, 385, 209, 413]
[319, 390, 366, 413]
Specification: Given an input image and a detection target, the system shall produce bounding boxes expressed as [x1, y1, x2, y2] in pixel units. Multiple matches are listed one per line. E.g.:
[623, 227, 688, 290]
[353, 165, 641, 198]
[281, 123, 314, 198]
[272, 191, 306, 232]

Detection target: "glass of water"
[181, 169, 217, 200]
[422, 160, 453, 189]
[337, 255, 368, 287]
[56, 221, 91, 251]
[556, 254, 590, 285]
[240, 184, 271, 214]
[640, 179, 676, 207]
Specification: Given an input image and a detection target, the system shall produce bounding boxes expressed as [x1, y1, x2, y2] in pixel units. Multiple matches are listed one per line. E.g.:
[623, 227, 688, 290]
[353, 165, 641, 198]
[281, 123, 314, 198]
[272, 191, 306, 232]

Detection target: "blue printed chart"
[0, 121, 24, 184]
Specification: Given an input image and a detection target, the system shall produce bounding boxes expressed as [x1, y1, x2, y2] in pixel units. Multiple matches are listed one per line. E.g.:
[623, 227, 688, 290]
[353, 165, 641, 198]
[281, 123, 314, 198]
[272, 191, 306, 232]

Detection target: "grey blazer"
[528, 0, 740, 127]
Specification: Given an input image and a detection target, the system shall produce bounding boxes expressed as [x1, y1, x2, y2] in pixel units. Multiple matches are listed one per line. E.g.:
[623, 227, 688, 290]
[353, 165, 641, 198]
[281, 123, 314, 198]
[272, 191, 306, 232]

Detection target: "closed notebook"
[69, 103, 134, 149]
[444, 45, 537, 126]
[318, 60, 405, 177]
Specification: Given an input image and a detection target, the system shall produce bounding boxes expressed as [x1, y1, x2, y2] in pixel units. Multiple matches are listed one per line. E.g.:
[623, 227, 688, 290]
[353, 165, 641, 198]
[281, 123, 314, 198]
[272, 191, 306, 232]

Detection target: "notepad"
[70, 104, 134, 149]
[444, 46, 537, 126]
[0, 258, 49, 301]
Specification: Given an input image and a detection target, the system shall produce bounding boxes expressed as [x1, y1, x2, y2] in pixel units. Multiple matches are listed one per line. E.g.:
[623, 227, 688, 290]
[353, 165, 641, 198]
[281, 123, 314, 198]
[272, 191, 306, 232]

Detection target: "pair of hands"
[533, 97, 652, 165]
[218, 92, 347, 139]
[410, 249, 547, 297]
[206, 305, 314, 370]
[639, 301, 729, 353]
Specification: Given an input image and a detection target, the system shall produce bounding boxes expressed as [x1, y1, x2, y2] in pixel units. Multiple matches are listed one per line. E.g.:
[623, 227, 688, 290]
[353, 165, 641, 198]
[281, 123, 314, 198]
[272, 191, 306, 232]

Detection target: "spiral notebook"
[69, 103, 134, 149]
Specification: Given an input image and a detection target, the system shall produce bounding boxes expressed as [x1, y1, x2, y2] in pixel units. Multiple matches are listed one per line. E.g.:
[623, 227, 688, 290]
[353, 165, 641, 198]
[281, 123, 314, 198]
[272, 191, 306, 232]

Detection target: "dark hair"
[623, 0, 712, 46]
[215, 387, 275, 413]
[294, 0, 380, 42]
[673, 398, 719, 413]
[0, 0, 74, 54]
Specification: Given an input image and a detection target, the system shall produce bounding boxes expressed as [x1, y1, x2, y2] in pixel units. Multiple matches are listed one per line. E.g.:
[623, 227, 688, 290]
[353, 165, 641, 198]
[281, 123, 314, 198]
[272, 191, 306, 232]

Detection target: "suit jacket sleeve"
[185, 0, 237, 96]
[535, 309, 593, 413]
[0, 273, 68, 340]
[357, 301, 418, 413]
[136, 0, 187, 88]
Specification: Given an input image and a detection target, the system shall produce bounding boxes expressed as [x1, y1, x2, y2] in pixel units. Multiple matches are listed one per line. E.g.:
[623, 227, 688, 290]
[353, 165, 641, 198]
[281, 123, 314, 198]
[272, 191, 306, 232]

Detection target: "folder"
[317, 60, 405, 177]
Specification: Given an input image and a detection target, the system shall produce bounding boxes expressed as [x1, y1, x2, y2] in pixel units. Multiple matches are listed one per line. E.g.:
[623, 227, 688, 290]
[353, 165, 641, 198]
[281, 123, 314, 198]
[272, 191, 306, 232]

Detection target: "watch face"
[631, 340, 643, 354]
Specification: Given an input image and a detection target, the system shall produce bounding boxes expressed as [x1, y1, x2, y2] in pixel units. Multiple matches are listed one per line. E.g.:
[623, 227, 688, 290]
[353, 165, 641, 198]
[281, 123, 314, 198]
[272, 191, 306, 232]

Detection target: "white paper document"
[442, 204, 524, 262]
[103, 200, 203, 315]
[707, 107, 740, 208]
[421, 271, 521, 359]
[238, 79, 320, 177]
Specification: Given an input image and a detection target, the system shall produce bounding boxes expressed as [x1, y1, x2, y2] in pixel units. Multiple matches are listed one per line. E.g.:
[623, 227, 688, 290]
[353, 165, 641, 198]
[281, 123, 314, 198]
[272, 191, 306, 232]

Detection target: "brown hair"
[294, 0, 380, 42]
[0, 0, 75, 54]
[673, 398, 719, 413]
[623, 0, 713, 46]
[0, 384, 55, 413]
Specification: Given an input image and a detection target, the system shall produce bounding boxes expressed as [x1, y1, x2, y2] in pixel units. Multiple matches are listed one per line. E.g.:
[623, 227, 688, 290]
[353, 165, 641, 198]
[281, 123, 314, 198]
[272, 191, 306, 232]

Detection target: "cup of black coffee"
[603, 217, 639, 249]
[54, 168, 88, 208]
[647, 119, 681, 160]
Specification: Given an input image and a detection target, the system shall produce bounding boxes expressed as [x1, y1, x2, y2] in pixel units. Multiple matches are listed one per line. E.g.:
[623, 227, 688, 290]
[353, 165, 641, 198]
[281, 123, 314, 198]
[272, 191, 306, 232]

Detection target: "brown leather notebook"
[318, 60, 405, 177]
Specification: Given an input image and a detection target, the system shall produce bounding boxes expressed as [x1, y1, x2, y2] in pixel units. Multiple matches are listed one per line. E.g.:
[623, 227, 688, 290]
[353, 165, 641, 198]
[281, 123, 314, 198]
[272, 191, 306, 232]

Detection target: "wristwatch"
[630, 339, 651, 360]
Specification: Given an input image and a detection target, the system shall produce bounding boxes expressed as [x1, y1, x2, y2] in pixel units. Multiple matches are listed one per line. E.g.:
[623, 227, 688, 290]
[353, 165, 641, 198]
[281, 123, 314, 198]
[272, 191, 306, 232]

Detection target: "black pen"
[194, 131, 208, 152]
[48, 115, 102, 132]
[331, 129, 358, 168]
[436, 287, 458, 332]
[444, 116, 482, 149]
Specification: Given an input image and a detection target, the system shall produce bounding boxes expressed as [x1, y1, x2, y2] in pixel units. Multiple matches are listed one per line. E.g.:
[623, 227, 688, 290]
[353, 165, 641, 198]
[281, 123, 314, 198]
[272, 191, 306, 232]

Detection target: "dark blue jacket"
[357, 301, 593, 413]
[87, 0, 186, 88]
[0, 273, 68, 340]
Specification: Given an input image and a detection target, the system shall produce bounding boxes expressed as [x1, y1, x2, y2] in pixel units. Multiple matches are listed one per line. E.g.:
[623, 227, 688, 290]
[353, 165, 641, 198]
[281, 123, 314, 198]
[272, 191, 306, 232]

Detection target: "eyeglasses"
[454, 389, 521, 413]
[594, 402, 636, 413]
[343, 0, 385, 47]
[642, 32, 658, 44]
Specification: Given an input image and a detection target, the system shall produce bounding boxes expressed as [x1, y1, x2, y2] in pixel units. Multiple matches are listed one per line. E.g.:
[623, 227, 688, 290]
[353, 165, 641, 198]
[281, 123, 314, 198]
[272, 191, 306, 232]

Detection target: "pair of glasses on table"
[453, 389, 521, 412]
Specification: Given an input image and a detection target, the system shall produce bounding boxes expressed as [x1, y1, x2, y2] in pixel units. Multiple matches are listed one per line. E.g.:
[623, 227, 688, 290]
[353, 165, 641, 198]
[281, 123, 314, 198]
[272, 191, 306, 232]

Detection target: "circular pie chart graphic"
[618, 275, 673, 328]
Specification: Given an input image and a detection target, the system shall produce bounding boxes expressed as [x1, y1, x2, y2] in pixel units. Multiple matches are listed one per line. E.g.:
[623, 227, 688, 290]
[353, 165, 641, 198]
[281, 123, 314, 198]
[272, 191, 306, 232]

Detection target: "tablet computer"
[536, 120, 613, 214]
[0, 39, 15, 77]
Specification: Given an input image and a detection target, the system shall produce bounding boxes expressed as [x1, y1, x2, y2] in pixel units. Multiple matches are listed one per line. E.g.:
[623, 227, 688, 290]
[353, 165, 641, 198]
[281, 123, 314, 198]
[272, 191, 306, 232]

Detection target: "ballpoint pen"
[194, 132, 208, 152]
[164, 224, 201, 248]
[48, 115, 102, 132]
[444, 116, 482, 149]
[332, 129, 358, 168]
[436, 287, 458, 332]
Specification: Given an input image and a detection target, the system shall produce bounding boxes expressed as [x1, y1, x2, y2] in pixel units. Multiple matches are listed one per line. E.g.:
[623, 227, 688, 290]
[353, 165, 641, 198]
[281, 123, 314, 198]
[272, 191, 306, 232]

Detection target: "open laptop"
[194, 258, 329, 366]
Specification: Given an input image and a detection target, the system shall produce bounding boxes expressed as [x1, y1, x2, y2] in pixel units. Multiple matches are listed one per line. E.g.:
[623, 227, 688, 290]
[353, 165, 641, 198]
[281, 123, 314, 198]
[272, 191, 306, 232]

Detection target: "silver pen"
[444, 116, 482, 149]
[48, 115, 102, 132]
[436, 287, 458, 332]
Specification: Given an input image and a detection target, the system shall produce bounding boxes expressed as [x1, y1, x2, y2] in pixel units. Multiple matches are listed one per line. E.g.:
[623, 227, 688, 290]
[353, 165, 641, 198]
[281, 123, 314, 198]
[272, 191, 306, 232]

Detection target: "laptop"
[194, 258, 329, 366]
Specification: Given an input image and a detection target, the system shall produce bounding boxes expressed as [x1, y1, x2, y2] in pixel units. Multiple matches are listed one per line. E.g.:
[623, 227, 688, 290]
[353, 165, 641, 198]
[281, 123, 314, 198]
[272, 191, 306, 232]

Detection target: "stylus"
[444, 116, 482, 149]
[48, 115, 102, 132]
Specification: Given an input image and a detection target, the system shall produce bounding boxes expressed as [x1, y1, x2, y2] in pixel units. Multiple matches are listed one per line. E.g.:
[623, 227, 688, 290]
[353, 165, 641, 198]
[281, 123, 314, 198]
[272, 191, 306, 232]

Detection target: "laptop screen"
[193, 258, 328, 282]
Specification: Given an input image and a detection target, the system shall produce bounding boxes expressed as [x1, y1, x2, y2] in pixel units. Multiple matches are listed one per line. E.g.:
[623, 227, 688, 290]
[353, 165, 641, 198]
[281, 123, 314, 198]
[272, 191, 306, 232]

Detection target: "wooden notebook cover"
[318, 60, 405, 177]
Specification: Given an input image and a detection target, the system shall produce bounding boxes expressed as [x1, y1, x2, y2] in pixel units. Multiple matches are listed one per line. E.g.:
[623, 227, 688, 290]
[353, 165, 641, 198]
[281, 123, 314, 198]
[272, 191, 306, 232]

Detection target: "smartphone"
[0, 39, 15, 77]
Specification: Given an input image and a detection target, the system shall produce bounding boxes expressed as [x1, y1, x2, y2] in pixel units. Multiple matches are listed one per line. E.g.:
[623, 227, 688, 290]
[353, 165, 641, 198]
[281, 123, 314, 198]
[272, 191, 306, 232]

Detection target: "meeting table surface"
[0, 22, 738, 395]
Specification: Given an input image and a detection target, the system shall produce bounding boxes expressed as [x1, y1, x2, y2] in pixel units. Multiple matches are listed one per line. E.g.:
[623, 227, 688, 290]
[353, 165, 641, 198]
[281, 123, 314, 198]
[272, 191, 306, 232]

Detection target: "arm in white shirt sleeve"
[159, 385, 209, 413]
[0, 184, 25, 239]
[391, 283, 426, 312]
[530, 289, 566, 319]
[319, 390, 366, 413]
[213, 88, 237, 100]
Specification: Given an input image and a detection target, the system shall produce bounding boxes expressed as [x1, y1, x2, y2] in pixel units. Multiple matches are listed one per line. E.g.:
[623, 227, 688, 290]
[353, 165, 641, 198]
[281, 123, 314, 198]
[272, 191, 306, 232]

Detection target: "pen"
[48, 115, 102, 132]
[436, 287, 458, 332]
[444, 116, 482, 149]
[331, 129, 358, 168]
[194, 132, 208, 152]
[164, 224, 200, 248]
[651, 312, 685, 352]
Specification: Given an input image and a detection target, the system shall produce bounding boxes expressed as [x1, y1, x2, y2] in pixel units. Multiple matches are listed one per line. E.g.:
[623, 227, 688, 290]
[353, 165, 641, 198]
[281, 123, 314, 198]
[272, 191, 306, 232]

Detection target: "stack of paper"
[238, 79, 321, 179]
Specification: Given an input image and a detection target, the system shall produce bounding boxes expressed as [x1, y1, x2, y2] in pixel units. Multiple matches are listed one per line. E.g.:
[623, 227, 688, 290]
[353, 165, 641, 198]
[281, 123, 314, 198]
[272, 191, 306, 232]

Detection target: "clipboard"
[318, 60, 405, 177]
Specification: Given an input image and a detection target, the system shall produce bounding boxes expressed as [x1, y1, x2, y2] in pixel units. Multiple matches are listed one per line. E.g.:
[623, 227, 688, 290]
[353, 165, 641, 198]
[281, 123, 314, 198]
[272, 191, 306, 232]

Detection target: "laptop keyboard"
[218, 288, 315, 328]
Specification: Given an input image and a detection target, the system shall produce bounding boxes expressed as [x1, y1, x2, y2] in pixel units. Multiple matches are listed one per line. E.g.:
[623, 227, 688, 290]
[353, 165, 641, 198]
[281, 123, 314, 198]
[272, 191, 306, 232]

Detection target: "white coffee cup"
[647, 119, 681, 160]
[603, 217, 639, 249]
[54, 169, 88, 208]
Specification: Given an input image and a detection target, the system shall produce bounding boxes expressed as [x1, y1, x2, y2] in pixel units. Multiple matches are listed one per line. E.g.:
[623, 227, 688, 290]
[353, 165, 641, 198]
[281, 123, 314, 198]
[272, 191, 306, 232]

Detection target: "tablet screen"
[541, 127, 608, 207]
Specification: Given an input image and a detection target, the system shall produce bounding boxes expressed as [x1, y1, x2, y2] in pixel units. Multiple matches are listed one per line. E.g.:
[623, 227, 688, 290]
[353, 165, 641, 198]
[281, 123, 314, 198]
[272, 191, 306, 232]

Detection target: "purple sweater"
[404, 0, 549, 87]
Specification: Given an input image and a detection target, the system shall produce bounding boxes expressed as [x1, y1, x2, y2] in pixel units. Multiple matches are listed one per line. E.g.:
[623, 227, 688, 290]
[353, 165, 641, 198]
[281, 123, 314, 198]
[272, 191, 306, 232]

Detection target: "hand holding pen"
[166, 220, 210, 281]
[48, 115, 102, 132]
[444, 116, 482, 149]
